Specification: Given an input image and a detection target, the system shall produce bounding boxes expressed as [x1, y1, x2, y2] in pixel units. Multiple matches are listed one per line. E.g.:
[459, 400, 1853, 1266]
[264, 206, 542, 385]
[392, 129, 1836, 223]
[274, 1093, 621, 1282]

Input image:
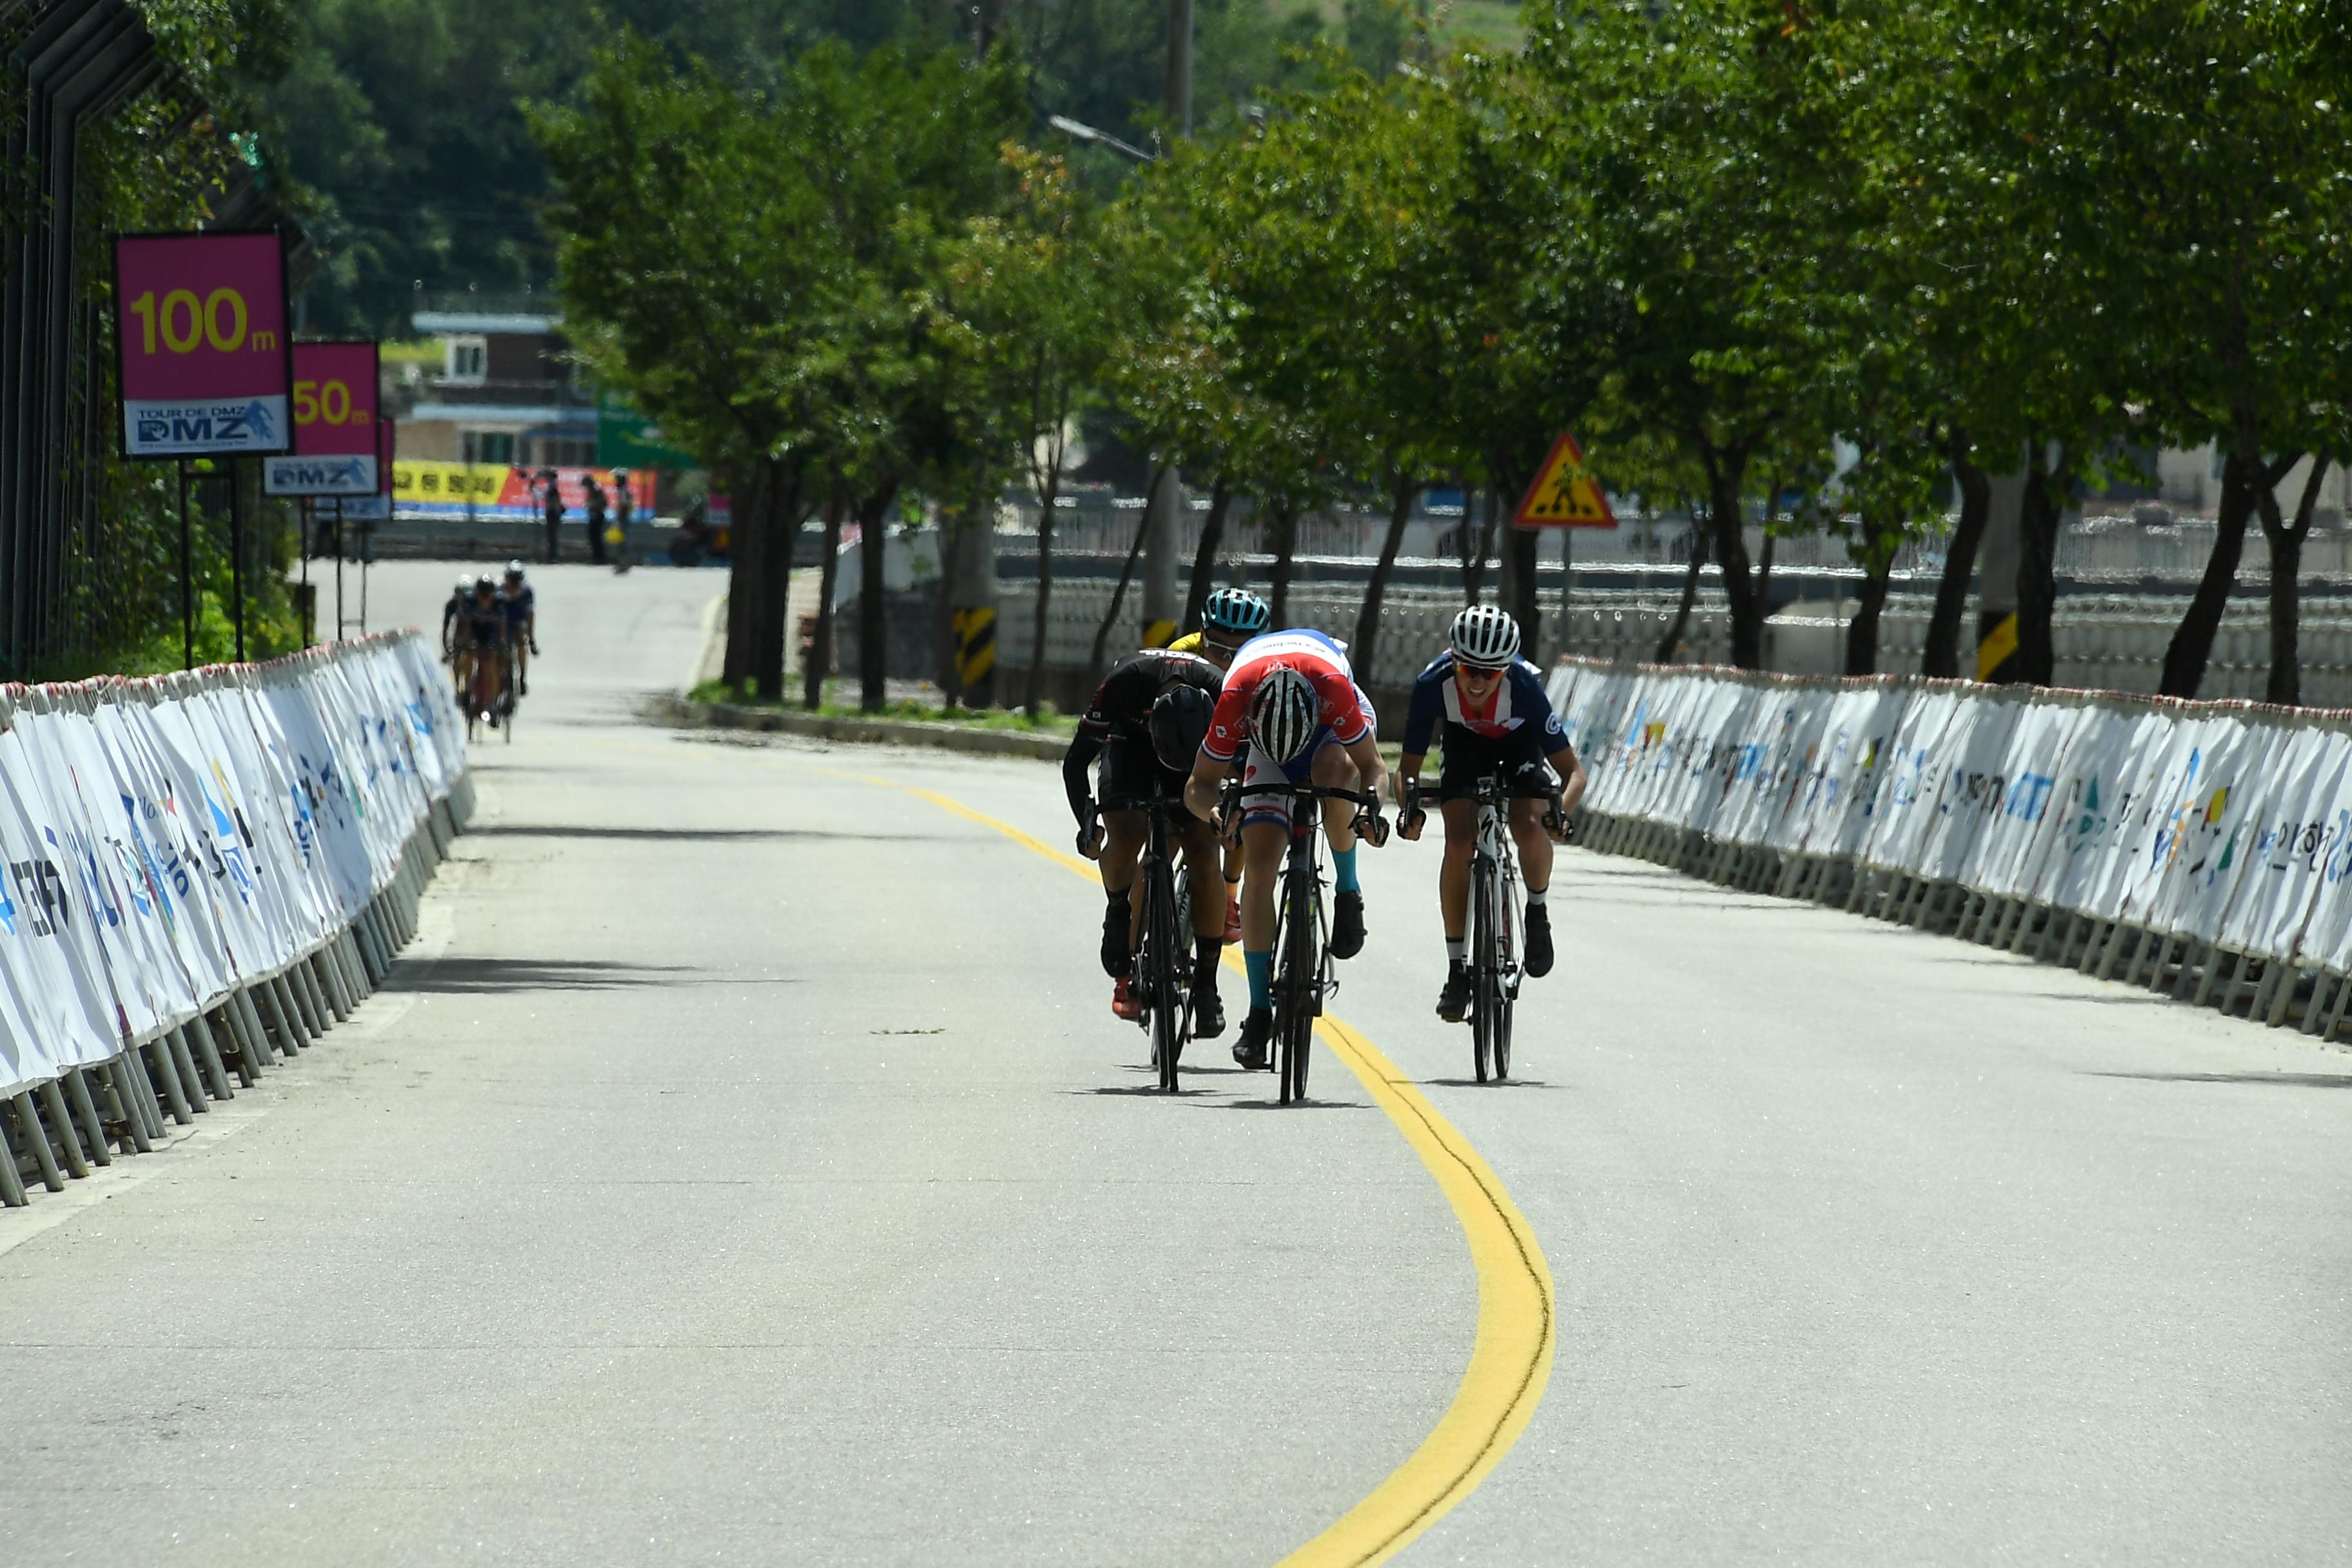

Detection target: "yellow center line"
[586, 732, 1556, 1565]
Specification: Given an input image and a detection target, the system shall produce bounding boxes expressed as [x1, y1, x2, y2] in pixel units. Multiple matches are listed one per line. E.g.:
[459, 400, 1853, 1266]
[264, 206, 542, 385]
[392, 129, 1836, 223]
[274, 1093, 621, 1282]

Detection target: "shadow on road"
[385, 957, 699, 994]
[1420, 1077, 1562, 1090]
[2090, 1070, 2352, 1089]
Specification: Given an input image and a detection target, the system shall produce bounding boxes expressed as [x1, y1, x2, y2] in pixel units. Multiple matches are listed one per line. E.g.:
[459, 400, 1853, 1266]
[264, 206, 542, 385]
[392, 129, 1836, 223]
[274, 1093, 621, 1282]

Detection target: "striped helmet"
[1248, 667, 1320, 764]
[1202, 587, 1271, 636]
[1449, 604, 1521, 668]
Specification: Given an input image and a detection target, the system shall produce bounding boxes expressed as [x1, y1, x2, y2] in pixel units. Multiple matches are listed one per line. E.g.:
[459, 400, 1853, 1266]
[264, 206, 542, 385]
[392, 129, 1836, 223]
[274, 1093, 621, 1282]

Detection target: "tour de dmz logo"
[134, 398, 280, 448]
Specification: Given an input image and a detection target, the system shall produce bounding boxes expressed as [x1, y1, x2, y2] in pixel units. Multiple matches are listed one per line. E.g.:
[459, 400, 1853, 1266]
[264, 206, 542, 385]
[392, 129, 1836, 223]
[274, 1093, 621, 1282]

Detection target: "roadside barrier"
[1544, 658, 2352, 1037]
[0, 632, 469, 1208]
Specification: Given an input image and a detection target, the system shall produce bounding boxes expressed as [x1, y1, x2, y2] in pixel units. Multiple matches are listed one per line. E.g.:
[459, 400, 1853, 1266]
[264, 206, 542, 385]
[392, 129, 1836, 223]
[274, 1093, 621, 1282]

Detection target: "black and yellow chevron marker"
[952, 606, 997, 689]
[1976, 611, 2019, 683]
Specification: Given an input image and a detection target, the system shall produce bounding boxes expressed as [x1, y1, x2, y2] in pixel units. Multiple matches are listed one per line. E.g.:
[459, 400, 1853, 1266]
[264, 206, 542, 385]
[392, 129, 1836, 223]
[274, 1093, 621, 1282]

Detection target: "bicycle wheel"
[1494, 860, 1521, 1082]
[1149, 863, 1184, 1092]
[1470, 860, 1496, 1084]
[1282, 868, 1318, 1103]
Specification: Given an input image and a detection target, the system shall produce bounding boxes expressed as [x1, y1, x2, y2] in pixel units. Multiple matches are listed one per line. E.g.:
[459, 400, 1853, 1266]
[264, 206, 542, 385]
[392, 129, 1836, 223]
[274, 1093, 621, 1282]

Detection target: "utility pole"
[1141, 0, 1195, 644]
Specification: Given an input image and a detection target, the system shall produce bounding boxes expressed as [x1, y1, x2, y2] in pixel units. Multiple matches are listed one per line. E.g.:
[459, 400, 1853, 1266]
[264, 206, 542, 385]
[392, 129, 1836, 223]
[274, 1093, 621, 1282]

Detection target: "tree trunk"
[1922, 433, 1990, 678]
[721, 461, 766, 690]
[1703, 449, 1762, 669]
[1026, 475, 1057, 718]
[857, 485, 897, 712]
[749, 456, 799, 701]
[1181, 475, 1231, 633]
[804, 483, 845, 710]
[2159, 451, 2273, 698]
[2262, 457, 2331, 707]
[1463, 486, 1498, 604]
[1503, 522, 1540, 641]
[1755, 528, 1775, 615]
[1090, 487, 1153, 685]
[1654, 516, 1708, 663]
[1268, 503, 1298, 628]
[2012, 449, 2069, 686]
[1845, 534, 1897, 677]
[1353, 471, 1418, 687]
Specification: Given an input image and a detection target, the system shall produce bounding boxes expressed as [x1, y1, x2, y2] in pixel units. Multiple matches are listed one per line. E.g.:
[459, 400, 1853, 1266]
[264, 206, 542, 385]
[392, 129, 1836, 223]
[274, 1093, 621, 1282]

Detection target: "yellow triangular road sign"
[1512, 431, 1618, 529]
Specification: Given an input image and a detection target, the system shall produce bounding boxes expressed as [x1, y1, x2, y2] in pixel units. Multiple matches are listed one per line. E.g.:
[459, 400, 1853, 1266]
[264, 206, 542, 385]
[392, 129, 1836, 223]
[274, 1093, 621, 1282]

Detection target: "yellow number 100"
[127, 288, 248, 355]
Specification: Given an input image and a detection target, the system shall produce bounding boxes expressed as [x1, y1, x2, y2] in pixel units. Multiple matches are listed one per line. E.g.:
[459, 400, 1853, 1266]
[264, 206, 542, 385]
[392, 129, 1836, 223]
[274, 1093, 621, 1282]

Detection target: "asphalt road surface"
[3, 560, 2347, 1566]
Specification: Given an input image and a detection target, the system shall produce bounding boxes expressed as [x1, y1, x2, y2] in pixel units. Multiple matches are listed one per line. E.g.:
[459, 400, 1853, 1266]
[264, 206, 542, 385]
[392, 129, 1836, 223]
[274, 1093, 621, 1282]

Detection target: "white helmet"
[1248, 667, 1320, 764]
[1450, 604, 1521, 668]
[455, 574, 475, 594]
[505, 559, 525, 578]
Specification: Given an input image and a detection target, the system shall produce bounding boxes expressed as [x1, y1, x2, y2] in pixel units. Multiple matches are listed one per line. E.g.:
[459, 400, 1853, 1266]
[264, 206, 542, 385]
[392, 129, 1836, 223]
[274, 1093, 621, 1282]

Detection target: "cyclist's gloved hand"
[1396, 787, 1426, 841]
[1543, 800, 1573, 843]
[1075, 807, 1104, 860]
[1354, 805, 1390, 849]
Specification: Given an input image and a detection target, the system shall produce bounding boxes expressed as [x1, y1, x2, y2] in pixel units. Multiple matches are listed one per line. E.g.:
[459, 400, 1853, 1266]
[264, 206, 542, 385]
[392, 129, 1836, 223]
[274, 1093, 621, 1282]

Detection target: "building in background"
[394, 299, 596, 469]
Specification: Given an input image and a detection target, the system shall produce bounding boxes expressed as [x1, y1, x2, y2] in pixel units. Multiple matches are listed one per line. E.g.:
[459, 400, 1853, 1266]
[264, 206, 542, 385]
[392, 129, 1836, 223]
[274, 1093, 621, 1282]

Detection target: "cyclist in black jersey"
[455, 575, 511, 727]
[1063, 647, 1230, 1034]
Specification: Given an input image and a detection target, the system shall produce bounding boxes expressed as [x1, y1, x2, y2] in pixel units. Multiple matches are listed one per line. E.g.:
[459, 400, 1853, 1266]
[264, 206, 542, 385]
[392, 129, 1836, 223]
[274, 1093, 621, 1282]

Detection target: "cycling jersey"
[1204, 629, 1371, 764]
[1400, 652, 1566, 757]
[500, 583, 534, 631]
[460, 600, 508, 650]
[1062, 649, 1222, 821]
[441, 594, 466, 645]
[1166, 631, 1204, 656]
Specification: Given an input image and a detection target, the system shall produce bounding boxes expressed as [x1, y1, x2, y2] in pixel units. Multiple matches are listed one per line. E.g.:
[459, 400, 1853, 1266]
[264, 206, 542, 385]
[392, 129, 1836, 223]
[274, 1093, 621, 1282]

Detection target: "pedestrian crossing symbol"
[1512, 431, 1618, 529]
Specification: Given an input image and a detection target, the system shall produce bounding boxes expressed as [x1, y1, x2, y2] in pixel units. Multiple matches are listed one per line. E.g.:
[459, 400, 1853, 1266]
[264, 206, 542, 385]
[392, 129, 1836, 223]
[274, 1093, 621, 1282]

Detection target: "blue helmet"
[1202, 587, 1270, 636]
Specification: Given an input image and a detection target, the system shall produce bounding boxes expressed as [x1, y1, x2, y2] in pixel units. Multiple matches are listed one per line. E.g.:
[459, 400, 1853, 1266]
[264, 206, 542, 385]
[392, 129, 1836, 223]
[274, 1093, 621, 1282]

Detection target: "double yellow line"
[899, 782, 1556, 1566]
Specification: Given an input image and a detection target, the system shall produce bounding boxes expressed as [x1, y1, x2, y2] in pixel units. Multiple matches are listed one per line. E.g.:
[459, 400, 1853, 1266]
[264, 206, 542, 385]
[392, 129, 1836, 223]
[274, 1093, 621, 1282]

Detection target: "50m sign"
[113, 231, 293, 459]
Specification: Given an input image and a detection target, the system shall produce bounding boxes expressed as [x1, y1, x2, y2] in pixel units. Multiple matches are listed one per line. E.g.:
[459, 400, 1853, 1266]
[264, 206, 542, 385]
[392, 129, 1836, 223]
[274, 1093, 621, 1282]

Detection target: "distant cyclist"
[1063, 648, 1230, 1035]
[1163, 587, 1269, 941]
[1182, 628, 1389, 1071]
[1395, 606, 1589, 1021]
[440, 572, 475, 694]
[456, 574, 511, 726]
[499, 560, 539, 696]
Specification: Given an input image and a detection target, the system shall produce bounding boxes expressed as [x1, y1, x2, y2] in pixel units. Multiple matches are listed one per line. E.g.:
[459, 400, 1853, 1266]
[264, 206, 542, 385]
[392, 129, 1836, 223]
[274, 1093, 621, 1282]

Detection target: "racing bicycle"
[1223, 779, 1383, 1104]
[1120, 794, 1196, 1092]
[1417, 775, 1562, 1083]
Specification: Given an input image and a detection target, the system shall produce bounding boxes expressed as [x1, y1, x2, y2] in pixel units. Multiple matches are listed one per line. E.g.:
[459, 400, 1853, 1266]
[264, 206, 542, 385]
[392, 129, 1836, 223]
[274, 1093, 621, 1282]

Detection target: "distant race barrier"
[0, 632, 471, 1207]
[1545, 658, 2352, 1037]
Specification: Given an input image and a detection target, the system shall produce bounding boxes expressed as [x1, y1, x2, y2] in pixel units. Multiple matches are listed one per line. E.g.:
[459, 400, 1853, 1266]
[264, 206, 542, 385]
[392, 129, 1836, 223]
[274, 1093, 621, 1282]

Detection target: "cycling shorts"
[1239, 689, 1378, 828]
[1435, 725, 1557, 802]
[1097, 735, 1187, 812]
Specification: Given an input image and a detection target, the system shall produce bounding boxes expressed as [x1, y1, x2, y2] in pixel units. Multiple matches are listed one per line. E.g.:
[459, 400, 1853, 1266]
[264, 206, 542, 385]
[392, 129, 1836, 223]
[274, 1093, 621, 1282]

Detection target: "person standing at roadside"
[612, 472, 635, 565]
[585, 474, 608, 565]
[539, 466, 563, 563]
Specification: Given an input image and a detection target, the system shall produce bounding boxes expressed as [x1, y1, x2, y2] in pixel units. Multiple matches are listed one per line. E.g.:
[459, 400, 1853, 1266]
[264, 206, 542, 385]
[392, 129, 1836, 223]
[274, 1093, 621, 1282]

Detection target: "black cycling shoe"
[1191, 985, 1226, 1039]
[1436, 964, 1473, 1023]
[1233, 1008, 1274, 1070]
[1100, 904, 1130, 978]
[1329, 890, 1367, 960]
[1524, 905, 1554, 978]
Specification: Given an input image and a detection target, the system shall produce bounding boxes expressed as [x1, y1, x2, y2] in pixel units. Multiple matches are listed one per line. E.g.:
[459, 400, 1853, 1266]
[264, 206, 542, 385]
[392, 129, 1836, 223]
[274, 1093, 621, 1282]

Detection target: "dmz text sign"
[264, 341, 381, 496]
[113, 231, 293, 458]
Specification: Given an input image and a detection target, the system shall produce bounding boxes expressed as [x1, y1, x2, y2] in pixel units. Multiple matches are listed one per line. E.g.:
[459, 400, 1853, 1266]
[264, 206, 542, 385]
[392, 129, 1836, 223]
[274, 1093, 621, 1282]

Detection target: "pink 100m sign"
[113, 231, 293, 458]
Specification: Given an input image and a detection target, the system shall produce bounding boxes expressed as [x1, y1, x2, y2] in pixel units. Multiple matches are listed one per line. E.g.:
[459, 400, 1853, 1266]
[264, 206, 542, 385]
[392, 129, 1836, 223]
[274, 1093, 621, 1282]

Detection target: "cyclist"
[499, 560, 539, 696]
[1395, 605, 1589, 1022]
[1163, 587, 1269, 941]
[1063, 649, 1231, 1035]
[440, 573, 475, 699]
[456, 574, 511, 727]
[1182, 629, 1389, 1071]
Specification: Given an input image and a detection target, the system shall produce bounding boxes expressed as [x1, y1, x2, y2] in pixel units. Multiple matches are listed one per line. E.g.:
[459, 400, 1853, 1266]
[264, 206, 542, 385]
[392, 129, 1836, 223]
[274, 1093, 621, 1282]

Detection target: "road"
[3, 559, 2348, 1566]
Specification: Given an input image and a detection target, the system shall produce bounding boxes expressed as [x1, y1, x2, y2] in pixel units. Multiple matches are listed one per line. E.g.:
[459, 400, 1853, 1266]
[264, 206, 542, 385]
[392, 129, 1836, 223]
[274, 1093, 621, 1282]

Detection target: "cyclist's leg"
[1504, 756, 1561, 976]
[1097, 808, 1146, 977]
[1232, 816, 1287, 1063]
[1438, 798, 1476, 942]
[1175, 812, 1228, 1033]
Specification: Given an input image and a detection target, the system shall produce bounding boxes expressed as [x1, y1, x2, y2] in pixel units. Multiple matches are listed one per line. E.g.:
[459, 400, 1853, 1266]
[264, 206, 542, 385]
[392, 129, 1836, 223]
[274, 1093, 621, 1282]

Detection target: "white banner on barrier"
[0, 633, 465, 1099]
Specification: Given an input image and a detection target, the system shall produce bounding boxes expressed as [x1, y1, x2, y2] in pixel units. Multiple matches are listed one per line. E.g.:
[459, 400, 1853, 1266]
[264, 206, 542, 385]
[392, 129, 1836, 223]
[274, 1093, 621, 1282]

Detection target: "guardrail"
[1544, 657, 2352, 1037]
[0, 631, 471, 1207]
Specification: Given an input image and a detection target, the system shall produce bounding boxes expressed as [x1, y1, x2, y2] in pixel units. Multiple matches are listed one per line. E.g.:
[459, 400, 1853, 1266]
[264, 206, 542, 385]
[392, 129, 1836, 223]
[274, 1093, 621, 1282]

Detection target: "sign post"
[114, 230, 292, 665]
[1513, 431, 1617, 660]
[264, 341, 380, 498]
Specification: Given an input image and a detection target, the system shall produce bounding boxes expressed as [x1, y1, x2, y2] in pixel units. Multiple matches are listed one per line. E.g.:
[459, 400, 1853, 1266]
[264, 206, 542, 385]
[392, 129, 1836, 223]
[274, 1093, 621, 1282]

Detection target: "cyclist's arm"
[1342, 733, 1387, 807]
[1061, 726, 1105, 824]
[1547, 740, 1589, 816]
[1183, 750, 1235, 825]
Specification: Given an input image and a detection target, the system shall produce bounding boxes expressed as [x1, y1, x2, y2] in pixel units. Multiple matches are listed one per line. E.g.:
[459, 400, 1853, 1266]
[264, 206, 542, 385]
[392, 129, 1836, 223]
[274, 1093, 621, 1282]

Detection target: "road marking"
[874, 774, 1554, 1565]
[600, 731, 1558, 1562]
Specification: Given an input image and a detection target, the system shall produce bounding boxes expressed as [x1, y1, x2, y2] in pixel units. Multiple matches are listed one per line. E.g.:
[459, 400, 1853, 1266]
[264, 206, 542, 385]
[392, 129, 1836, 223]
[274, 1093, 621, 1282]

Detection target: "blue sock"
[1333, 845, 1360, 895]
[1245, 950, 1272, 1012]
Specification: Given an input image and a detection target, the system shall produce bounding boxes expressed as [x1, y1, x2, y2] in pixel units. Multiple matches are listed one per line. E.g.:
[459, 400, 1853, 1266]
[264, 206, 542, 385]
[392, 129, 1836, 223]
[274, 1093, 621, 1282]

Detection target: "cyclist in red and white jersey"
[1182, 628, 1389, 1070]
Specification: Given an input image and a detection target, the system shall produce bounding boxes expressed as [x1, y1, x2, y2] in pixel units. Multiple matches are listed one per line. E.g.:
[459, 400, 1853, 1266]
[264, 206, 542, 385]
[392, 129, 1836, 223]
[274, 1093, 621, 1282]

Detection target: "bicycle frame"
[1222, 779, 1378, 1104]
[1130, 795, 1195, 1092]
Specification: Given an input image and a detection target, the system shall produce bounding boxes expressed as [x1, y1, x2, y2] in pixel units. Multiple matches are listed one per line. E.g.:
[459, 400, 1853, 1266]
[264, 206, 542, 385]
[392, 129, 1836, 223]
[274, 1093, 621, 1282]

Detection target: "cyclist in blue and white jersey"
[498, 561, 539, 696]
[1394, 606, 1588, 1022]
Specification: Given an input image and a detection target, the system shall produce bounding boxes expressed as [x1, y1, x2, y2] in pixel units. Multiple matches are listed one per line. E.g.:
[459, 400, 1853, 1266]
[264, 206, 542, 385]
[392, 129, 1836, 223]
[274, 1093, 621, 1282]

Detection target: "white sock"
[1525, 887, 1547, 908]
[1445, 939, 1465, 964]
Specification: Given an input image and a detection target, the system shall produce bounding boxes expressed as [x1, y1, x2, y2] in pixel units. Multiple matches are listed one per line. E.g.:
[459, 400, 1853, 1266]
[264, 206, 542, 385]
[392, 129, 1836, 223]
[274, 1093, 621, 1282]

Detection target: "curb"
[645, 694, 1067, 761]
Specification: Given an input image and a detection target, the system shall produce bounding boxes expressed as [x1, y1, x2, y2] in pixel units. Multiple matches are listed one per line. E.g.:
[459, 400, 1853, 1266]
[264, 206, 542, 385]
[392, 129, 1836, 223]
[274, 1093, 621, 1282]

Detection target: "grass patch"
[688, 678, 1077, 734]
